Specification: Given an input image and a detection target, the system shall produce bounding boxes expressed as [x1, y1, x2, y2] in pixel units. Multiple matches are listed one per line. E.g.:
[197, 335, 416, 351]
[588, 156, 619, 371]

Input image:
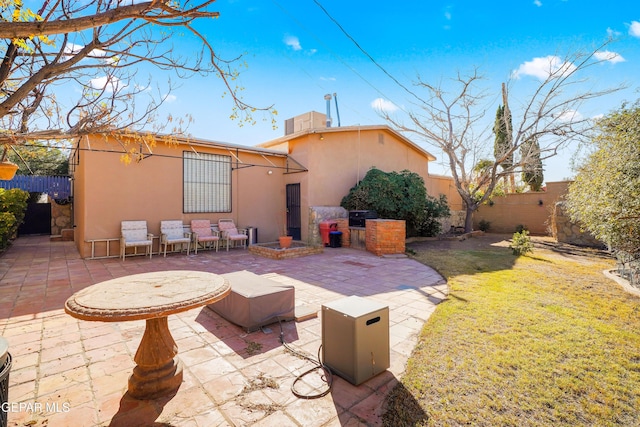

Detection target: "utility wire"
[311, 0, 429, 107]
[270, 0, 403, 122]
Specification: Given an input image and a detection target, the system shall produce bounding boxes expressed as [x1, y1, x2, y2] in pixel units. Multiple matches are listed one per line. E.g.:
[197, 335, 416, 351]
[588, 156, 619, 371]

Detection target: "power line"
[270, 0, 402, 122]
[311, 0, 428, 107]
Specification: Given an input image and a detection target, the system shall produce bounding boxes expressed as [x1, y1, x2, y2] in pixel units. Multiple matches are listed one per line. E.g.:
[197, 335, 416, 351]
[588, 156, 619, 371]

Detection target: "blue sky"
[153, 0, 639, 182]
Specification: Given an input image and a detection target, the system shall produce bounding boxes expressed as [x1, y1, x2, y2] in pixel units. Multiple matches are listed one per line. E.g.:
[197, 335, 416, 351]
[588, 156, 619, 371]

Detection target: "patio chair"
[120, 221, 153, 261]
[218, 219, 248, 251]
[191, 219, 220, 254]
[160, 220, 192, 257]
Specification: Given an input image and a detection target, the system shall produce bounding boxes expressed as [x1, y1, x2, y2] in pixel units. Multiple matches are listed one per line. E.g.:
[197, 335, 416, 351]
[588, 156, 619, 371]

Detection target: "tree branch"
[0, 1, 219, 39]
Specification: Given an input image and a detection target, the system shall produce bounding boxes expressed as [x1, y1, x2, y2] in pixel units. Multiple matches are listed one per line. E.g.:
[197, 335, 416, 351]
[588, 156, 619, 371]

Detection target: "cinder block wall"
[365, 219, 405, 256]
[472, 181, 570, 235]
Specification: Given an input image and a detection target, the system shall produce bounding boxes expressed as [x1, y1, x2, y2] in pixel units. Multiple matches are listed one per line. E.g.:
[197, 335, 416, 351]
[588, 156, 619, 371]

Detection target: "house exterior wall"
[73, 135, 287, 258]
[426, 174, 464, 211]
[261, 125, 472, 243]
[306, 128, 431, 205]
[472, 181, 571, 235]
[282, 128, 437, 242]
[262, 112, 470, 242]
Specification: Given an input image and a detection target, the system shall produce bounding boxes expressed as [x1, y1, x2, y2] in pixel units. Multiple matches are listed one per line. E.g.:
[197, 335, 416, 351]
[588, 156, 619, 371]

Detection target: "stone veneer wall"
[366, 219, 406, 256]
[550, 201, 604, 248]
[50, 197, 73, 239]
[438, 210, 466, 233]
[308, 206, 348, 246]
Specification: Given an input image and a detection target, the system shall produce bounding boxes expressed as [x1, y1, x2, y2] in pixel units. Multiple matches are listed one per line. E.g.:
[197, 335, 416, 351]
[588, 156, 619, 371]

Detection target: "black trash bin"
[246, 227, 258, 246]
[0, 337, 11, 427]
[329, 231, 343, 248]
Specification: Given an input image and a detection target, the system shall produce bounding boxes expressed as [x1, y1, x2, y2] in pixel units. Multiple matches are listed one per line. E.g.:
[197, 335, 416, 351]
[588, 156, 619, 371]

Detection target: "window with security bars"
[183, 152, 231, 213]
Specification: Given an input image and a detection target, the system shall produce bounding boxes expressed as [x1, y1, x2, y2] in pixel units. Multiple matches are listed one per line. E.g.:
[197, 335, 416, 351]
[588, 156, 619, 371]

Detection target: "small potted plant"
[278, 211, 292, 249]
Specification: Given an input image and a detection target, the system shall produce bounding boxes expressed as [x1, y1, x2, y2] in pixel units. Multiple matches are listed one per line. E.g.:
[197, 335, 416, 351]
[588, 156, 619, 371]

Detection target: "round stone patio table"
[64, 270, 230, 400]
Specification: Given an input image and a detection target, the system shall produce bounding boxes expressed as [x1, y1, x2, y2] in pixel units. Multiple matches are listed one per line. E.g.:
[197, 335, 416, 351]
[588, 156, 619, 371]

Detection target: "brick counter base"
[366, 219, 406, 256]
[249, 243, 324, 260]
[334, 218, 351, 248]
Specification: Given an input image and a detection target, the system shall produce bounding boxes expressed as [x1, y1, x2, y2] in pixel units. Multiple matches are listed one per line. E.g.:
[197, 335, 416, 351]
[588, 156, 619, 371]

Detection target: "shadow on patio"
[0, 236, 446, 426]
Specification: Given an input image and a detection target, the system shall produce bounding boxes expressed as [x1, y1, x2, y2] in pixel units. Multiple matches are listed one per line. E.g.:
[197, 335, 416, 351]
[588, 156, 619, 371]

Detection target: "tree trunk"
[464, 206, 475, 233]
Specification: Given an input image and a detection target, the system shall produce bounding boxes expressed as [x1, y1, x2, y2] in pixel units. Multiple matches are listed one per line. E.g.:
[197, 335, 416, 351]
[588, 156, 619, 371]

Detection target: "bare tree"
[379, 42, 623, 232]
[0, 0, 272, 159]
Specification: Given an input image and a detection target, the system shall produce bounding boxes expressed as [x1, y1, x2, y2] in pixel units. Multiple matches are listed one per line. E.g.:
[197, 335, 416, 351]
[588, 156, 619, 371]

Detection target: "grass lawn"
[383, 236, 640, 427]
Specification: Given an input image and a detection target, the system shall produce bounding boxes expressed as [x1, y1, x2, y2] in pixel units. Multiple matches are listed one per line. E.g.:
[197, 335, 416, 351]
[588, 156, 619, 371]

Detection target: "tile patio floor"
[0, 236, 447, 427]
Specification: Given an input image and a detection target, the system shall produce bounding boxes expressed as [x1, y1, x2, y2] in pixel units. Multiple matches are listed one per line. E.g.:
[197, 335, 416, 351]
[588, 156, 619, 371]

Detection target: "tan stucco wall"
[73, 135, 287, 258]
[283, 128, 436, 242]
[268, 127, 471, 242]
[426, 174, 464, 211]
[295, 129, 431, 205]
[472, 181, 571, 235]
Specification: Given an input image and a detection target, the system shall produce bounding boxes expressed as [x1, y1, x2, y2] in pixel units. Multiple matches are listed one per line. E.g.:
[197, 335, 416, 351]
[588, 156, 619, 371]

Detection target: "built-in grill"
[348, 210, 378, 227]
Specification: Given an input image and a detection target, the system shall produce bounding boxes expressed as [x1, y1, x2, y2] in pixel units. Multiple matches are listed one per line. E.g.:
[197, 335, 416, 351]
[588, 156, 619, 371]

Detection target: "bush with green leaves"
[478, 219, 491, 232]
[0, 188, 29, 249]
[510, 230, 534, 256]
[515, 224, 528, 233]
[566, 104, 640, 261]
[341, 168, 450, 237]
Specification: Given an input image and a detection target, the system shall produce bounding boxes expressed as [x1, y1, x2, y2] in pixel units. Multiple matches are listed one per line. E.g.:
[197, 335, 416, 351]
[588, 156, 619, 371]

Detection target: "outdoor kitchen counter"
[64, 270, 230, 400]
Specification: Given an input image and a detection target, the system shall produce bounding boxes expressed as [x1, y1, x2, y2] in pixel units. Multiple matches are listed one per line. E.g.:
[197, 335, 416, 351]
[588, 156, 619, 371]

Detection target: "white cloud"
[63, 43, 118, 64]
[533, 0, 542, 6]
[284, 35, 302, 51]
[63, 43, 84, 55]
[512, 55, 576, 79]
[370, 98, 398, 113]
[162, 94, 177, 103]
[320, 76, 336, 82]
[607, 27, 621, 38]
[594, 50, 625, 64]
[629, 21, 640, 37]
[89, 76, 126, 93]
[556, 109, 583, 122]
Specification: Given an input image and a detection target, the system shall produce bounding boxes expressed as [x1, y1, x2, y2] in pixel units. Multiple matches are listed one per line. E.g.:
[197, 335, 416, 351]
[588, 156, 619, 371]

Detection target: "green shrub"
[341, 168, 450, 237]
[510, 230, 534, 256]
[0, 212, 17, 249]
[0, 188, 29, 249]
[515, 224, 528, 233]
[416, 194, 450, 237]
[478, 219, 491, 232]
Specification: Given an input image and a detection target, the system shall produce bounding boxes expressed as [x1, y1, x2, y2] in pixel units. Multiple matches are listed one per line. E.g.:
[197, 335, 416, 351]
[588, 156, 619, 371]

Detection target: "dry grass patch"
[384, 242, 640, 426]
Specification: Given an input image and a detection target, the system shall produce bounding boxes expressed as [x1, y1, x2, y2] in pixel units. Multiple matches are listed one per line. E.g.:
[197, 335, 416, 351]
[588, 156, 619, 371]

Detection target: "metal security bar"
[183, 152, 231, 213]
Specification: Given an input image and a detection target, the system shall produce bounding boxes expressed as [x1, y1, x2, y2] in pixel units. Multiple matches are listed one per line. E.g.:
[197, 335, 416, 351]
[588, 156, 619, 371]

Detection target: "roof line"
[259, 124, 437, 161]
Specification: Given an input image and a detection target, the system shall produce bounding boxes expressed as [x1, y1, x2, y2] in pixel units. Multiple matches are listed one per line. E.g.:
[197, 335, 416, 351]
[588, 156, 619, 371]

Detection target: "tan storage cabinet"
[321, 296, 389, 385]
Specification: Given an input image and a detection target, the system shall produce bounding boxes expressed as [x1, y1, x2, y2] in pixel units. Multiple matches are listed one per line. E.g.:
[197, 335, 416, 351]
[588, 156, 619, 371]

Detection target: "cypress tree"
[521, 136, 544, 191]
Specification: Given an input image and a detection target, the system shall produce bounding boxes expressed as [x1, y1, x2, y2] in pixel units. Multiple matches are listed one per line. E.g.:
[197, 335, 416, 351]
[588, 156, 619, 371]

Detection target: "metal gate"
[286, 183, 301, 240]
[18, 203, 51, 235]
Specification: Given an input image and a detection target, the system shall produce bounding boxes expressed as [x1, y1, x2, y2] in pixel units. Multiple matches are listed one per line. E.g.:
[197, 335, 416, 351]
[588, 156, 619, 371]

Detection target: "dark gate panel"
[18, 203, 51, 235]
[286, 183, 301, 240]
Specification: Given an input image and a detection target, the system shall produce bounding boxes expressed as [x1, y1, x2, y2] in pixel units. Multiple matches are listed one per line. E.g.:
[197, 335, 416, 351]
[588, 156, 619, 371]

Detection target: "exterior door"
[286, 183, 301, 240]
[18, 203, 51, 235]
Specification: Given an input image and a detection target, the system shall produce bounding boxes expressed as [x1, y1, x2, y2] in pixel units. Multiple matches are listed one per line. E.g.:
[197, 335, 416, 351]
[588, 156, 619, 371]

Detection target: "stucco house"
[258, 111, 461, 242]
[70, 112, 461, 258]
[71, 133, 297, 258]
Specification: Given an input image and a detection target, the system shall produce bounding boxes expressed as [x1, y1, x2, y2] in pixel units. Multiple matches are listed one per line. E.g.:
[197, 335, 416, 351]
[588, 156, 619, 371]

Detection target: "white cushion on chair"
[161, 220, 190, 243]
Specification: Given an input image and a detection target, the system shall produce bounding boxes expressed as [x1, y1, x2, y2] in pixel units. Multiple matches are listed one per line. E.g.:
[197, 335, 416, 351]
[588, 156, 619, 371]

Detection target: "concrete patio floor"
[0, 236, 447, 427]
